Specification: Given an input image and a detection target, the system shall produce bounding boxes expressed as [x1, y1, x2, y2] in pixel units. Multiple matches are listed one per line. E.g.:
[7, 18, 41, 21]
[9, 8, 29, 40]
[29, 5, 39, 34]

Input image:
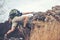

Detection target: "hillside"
[30, 5, 60, 40]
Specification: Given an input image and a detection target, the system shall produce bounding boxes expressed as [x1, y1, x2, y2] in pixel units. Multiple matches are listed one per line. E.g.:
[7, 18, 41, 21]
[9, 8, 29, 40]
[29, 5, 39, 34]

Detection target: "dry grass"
[30, 20, 60, 40]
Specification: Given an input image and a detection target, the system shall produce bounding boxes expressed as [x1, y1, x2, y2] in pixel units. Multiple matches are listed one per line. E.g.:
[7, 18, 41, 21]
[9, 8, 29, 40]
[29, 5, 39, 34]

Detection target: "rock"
[33, 12, 46, 21]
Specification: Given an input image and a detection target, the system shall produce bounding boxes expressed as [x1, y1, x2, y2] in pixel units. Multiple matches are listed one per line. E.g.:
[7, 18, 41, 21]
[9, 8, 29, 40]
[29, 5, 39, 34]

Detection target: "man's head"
[9, 9, 22, 19]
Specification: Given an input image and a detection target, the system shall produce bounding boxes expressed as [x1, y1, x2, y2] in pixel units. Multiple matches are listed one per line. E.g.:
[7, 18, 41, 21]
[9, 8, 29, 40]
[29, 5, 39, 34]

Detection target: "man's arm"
[22, 12, 33, 15]
[23, 16, 29, 27]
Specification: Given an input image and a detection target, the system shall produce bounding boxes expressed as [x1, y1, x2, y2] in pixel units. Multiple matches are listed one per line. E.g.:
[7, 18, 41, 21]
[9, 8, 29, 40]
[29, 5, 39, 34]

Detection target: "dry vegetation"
[29, 5, 60, 40]
[30, 20, 60, 40]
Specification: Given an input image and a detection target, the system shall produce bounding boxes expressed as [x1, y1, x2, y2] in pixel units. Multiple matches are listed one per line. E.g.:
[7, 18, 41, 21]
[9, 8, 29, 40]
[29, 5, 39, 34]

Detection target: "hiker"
[5, 9, 33, 37]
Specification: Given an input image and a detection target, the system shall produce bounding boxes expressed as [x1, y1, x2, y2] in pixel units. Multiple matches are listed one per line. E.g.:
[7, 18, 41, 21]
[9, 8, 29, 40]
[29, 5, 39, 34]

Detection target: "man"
[5, 9, 33, 37]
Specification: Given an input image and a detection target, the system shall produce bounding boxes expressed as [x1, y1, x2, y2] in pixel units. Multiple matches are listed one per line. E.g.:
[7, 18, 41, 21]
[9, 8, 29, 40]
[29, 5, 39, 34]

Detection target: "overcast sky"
[0, 0, 60, 23]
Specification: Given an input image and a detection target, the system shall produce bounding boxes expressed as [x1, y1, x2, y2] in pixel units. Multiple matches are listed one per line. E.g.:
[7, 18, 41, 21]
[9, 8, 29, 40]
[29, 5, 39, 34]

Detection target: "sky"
[0, 0, 60, 23]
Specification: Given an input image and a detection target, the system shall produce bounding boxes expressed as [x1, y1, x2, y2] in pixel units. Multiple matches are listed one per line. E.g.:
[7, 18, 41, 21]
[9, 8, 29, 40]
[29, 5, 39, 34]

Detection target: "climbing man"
[5, 9, 33, 38]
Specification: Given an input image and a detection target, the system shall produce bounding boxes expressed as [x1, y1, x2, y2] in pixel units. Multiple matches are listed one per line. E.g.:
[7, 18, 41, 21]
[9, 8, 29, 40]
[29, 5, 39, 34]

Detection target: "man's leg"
[5, 22, 17, 37]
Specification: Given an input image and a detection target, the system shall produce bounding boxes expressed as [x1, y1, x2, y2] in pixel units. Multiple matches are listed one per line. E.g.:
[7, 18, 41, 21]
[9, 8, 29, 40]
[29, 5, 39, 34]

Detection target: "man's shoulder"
[12, 16, 19, 21]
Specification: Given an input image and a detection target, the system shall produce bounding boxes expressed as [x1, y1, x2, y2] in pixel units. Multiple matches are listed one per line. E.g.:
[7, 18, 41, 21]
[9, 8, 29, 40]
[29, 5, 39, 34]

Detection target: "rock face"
[0, 5, 60, 40]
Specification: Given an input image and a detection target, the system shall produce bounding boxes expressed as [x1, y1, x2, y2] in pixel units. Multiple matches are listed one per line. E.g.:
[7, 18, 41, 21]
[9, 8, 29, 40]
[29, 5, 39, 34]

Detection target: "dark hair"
[9, 9, 22, 19]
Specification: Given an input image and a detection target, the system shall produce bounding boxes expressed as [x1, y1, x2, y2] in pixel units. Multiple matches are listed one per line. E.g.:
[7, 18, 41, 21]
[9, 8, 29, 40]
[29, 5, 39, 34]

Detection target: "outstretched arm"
[22, 12, 33, 15]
